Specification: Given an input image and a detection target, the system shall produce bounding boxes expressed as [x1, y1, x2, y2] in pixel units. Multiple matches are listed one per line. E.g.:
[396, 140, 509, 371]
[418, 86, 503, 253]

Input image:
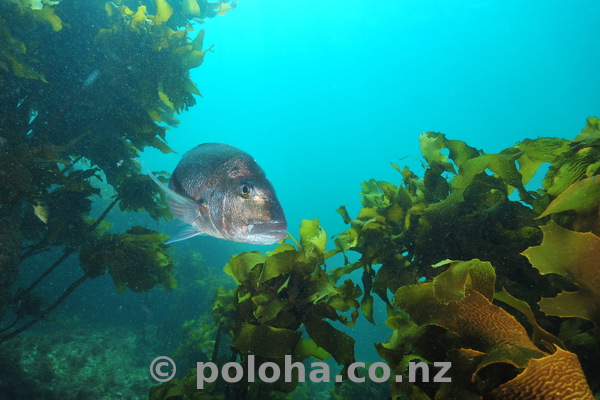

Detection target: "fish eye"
[240, 184, 253, 198]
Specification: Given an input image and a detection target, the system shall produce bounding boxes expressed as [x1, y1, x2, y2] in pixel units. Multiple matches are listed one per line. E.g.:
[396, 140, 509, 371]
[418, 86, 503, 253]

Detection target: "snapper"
[149, 143, 287, 245]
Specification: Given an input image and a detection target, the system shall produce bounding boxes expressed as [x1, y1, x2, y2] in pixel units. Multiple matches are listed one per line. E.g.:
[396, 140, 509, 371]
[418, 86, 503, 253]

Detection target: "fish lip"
[248, 222, 287, 236]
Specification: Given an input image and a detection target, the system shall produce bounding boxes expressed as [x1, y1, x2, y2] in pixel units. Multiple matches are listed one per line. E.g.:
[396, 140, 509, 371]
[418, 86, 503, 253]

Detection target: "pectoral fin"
[167, 225, 205, 244]
[148, 170, 197, 206]
[148, 170, 201, 222]
[148, 170, 211, 243]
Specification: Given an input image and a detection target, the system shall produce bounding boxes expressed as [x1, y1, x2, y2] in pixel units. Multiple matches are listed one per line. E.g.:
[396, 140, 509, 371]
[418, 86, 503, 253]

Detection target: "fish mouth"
[248, 222, 287, 239]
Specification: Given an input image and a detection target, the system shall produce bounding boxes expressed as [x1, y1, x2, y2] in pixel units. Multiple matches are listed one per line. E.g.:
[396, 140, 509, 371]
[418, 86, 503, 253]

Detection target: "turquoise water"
[145, 0, 600, 242]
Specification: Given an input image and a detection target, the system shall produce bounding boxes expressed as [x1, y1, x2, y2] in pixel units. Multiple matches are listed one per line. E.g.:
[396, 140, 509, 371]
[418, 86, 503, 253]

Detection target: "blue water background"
[146, 0, 600, 241]
[53, 0, 600, 364]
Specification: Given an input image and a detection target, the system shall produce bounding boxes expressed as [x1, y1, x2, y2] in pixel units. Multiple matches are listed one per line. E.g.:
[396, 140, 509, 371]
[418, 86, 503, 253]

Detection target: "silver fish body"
[150, 143, 287, 245]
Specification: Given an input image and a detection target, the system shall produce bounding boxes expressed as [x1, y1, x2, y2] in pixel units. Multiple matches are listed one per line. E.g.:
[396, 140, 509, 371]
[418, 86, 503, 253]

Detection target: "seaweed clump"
[0, 0, 235, 341]
[332, 117, 600, 398]
[378, 259, 594, 399]
[152, 220, 362, 399]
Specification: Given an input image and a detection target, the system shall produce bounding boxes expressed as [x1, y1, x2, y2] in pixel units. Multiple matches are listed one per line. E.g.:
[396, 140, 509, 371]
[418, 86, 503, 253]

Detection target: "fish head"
[218, 176, 287, 245]
[166, 144, 288, 245]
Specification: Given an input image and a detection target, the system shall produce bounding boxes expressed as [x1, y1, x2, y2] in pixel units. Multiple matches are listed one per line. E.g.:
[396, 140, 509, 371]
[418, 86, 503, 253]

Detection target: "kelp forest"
[0, 1, 599, 399]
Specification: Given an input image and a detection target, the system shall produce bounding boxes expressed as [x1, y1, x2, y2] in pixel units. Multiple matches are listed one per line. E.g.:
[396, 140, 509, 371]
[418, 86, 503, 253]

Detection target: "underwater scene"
[1, 0, 599, 399]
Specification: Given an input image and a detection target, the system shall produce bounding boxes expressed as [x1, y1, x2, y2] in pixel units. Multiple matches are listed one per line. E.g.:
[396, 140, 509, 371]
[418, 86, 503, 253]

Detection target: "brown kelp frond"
[488, 348, 594, 400]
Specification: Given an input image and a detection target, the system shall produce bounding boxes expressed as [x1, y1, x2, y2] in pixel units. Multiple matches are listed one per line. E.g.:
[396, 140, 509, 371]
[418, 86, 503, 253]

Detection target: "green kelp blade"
[573, 116, 600, 142]
[224, 251, 267, 284]
[432, 259, 496, 303]
[538, 175, 600, 218]
[523, 223, 600, 322]
[232, 323, 301, 359]
[522, 223, 600, 291]
[260, 249, 297, 283]
[293, 338, 331, 361]
[512, 137, 569, 185]
[254, 299, 287, 323]
[299, 218, 327, 255]
[304, 317, 355, 367]
[542, 129, 600, 197]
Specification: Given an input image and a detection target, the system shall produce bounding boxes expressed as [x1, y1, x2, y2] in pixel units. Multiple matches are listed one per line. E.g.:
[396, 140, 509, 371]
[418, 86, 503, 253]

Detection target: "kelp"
[172, 319, 218, 373]
[328, 365, 392, 400]
[521, 133, 600, 329]
[331, 132, 568, 318]
[225, 219, 359, 374]
[538, 175, 600, 235]
[329, 119, 600, 398]
[150, 371, 224, 400]
[152, 220, 360, 398]
[0, 0, 63, 83]
[0, 0, 233, 339]
[488, 348, 593, 400]
[117, 171, 173, 221]
[523, 222, 600, 326]
[377, 259, 593, 399]
[328, 119, 600, 317]
[79, 226, 176, 293]
[542, 117, 600, 197]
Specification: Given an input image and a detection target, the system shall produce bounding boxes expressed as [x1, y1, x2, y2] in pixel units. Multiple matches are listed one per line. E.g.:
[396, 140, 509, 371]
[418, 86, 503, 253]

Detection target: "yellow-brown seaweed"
[523, 222, 600, 323]
[489, 348, 594, 400]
